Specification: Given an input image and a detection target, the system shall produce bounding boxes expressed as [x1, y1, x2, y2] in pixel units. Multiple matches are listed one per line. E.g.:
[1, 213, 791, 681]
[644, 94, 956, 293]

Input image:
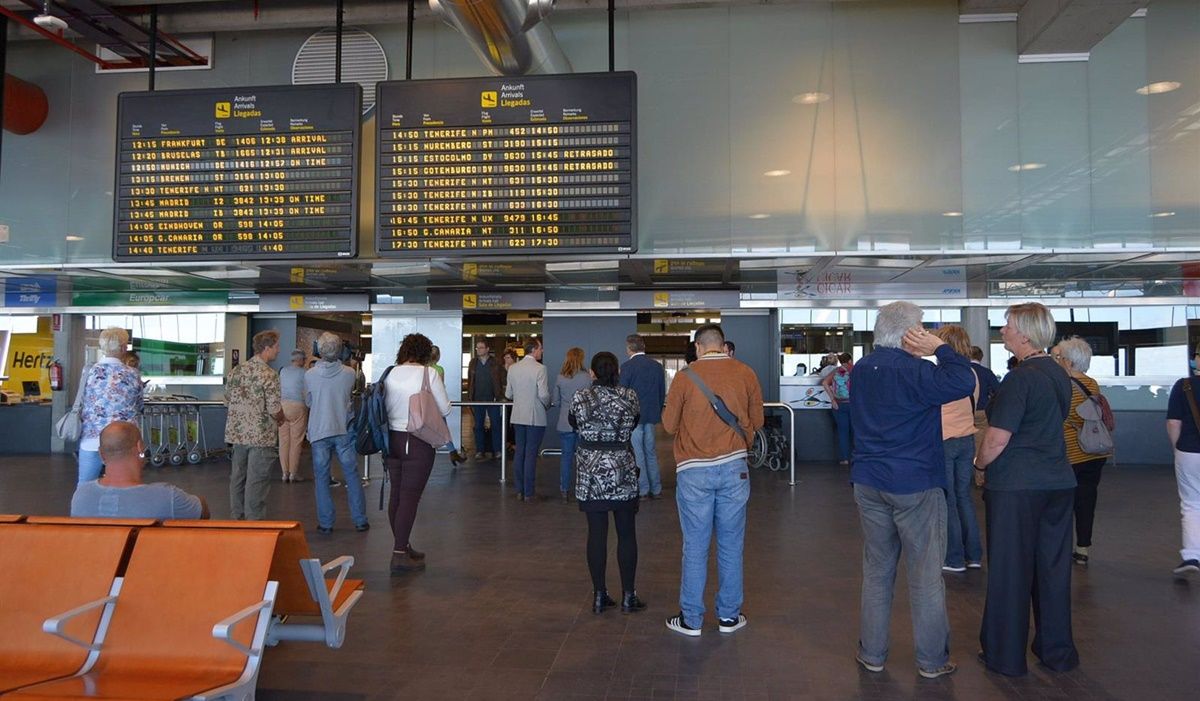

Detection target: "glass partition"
[84, 313, 226, 379]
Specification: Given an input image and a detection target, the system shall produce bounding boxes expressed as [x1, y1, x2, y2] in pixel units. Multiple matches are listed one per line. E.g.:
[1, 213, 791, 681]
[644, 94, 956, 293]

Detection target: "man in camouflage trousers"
[225, 330, 285, 520]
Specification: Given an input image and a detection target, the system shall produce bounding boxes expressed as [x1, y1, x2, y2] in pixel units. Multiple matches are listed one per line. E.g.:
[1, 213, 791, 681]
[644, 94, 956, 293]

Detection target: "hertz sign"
[375, 72, 638, 256]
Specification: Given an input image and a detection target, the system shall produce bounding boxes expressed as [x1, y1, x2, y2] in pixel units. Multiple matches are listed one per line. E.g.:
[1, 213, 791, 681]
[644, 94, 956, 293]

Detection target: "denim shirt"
[849, 346, 976, 495]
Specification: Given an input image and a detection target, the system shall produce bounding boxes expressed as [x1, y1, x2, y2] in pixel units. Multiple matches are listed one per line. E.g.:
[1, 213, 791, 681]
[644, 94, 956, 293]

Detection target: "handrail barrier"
[450, 401, 511, 484]
[763, 402, 798, 486]
[540, 401, 797, 487]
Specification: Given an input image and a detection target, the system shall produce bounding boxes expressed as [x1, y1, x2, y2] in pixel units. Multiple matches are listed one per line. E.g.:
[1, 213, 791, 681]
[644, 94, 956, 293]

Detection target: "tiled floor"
[1, 445, 1197, 700]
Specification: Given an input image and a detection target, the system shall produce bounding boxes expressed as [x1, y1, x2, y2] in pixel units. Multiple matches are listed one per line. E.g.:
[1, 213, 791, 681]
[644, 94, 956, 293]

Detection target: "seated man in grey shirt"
[71, 421, 208, 520]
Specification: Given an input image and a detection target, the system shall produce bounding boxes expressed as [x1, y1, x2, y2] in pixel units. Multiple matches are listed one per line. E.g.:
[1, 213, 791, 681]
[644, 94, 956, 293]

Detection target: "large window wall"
[2, 1, 1197, 263]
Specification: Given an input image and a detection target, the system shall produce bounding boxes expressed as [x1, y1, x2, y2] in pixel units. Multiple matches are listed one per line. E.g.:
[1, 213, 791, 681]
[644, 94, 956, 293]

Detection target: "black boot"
[621, 590, 646, 613]
[592, 590, 616, 614]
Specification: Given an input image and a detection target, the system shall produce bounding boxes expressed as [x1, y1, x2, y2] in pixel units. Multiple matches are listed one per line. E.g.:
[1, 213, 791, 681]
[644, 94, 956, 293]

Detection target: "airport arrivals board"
[375, 72, 636, 256]
[113, 84, 361, 262]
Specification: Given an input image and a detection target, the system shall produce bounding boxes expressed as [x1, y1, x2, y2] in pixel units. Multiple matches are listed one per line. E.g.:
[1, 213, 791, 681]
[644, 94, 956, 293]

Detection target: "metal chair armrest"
[42, 586, 121, 652]
[212, 598, 274, 657]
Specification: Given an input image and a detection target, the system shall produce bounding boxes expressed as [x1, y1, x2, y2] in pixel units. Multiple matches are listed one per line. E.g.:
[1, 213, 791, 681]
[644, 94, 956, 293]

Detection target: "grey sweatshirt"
[304, 361, 357, 442]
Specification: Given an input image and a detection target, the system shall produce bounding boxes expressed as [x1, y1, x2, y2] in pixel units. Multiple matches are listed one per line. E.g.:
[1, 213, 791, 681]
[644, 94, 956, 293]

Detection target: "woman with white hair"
[975, 303, 1079, 676]
[1052, 336, 1111, 565]
[77, 327, 144, 483]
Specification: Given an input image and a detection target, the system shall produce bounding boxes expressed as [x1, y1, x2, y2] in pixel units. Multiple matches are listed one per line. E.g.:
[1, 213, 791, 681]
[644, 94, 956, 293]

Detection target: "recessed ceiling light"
[749, 213, 771, 220]
[1150, 211, 1176, 218]
[1007, 163, 1046, 172]
[1136, 81, 1181, 95]
[763, 169, 791, 177]
[942, 211, 963, 217]
[65, 235, 84, 241]
[792, 92, 830, 105]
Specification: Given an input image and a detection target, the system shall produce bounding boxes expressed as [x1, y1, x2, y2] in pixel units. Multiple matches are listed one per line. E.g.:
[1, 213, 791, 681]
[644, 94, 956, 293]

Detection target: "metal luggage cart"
[142, 398, 222, 466]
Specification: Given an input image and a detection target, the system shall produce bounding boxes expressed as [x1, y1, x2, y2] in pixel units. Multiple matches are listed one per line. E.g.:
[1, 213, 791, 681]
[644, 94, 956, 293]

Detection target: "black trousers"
[980, 488, 1080, 676]
[1072, 457, 1106, 547]
[586, 510, 638, 593]
[386, 430, 435, 552]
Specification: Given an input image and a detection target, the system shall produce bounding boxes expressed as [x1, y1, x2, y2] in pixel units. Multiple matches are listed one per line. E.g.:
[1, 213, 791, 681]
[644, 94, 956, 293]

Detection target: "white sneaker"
[666, 613, 702, 637]
[966, 562, 983, 569]
[855, 654, 884, 673]
[718, 614, 747, 634]
[1173, 559, 1200, 576]
[942, 565, 967, 573]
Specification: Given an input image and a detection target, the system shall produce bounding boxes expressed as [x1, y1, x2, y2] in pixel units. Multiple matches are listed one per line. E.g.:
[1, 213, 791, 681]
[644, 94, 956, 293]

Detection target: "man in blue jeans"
[849, 302, 975, 679]
[305, 333, 369, 534]
[620, 334, 666, 499]
[662, 324, 763, 636]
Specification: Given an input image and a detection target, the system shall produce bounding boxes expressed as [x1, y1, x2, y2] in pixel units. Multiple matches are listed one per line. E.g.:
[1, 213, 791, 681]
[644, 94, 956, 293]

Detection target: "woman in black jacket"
[569, 352, 647, 614]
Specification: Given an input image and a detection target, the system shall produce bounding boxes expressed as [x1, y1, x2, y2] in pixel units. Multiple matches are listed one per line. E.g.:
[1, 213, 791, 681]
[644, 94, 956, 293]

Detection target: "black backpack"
[353, 365, 394, 456]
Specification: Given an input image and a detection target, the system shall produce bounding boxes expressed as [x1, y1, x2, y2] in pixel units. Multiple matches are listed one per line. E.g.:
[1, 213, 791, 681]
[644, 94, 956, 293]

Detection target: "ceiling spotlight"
[65, 235, 84, 242]
[1136, 81, 1181, 96]
[749, 213, 771, 220]
[942, 211, 963, 217]
[792, 92, 830, 105]
[763, 169, 791, 177]
[1007, 163, 1046, 172]
[1149, 211, 1176, 218]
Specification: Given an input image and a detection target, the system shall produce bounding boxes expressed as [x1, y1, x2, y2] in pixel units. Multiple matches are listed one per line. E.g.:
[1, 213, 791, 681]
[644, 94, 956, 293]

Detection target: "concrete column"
[962, 307, 991, 369]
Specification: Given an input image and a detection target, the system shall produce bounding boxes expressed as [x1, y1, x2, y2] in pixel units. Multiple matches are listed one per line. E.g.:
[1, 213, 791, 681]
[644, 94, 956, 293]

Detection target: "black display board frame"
[112, 83, 362, 263]
[374, 71, 637, 258]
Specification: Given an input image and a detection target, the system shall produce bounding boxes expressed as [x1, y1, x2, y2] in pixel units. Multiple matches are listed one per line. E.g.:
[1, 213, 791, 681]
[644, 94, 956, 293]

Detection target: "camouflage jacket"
[224, 356, 282, 447]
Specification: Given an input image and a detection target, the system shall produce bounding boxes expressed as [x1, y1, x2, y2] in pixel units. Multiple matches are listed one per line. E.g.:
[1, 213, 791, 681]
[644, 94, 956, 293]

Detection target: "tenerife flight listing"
[113, 83, 362, 262]
[375, 72, 637, 255]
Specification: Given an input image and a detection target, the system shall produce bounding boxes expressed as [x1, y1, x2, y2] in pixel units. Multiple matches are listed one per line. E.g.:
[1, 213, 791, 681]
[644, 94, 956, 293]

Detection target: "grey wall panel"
[541, 313, 636, 449]
[720, 311, 779, 403]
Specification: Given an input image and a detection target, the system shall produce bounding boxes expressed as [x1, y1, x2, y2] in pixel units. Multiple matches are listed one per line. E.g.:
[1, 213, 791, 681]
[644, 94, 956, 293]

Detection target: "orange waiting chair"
[7, 528, 280, 701]
[0, 515, 26, 523]
[0, 525, 135, 696]
[162, 520, 364, 649]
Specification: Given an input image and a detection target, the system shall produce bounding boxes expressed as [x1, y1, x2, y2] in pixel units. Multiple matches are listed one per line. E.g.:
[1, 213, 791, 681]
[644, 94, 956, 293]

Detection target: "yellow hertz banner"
[2, 318, 53, 396]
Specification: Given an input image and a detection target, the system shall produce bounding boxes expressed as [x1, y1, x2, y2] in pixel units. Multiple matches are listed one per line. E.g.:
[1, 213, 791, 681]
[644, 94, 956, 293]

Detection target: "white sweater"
[384, 365, 452, 432]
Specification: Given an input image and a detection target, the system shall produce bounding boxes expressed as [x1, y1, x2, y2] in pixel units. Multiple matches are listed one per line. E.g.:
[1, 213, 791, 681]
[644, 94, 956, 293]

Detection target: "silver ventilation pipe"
[428, 0, 572, 76]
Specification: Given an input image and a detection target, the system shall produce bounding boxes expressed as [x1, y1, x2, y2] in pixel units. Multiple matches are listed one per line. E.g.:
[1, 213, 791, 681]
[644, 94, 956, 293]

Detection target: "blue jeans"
[311, 433, 368, 529]
[631, 423, 661, 496]
[854, 484, 950, 671]
[472, 405, 502, 454]
[513, 424, 545, 497]
[944, 435, 983, 567]
[558, 430, 577, 494]
[675, 459, 750, 628]
[833, 402, 853, 462]
[78, 449, 104, 483]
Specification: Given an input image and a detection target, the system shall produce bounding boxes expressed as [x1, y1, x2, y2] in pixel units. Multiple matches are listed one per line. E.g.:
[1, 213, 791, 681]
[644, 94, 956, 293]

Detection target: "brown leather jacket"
[466, 355, 505, 402]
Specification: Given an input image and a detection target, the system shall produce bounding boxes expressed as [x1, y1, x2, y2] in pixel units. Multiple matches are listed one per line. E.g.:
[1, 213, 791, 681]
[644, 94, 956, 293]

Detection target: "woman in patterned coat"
[569, 351, 647, 615]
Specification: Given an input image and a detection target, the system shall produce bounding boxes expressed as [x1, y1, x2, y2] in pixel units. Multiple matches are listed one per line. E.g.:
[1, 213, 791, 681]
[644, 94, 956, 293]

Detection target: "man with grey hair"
[621, 334, 666, 499]
[305, 332, 370, 533]
[225, 329, 285, 520]
[848, 301, 976, 679]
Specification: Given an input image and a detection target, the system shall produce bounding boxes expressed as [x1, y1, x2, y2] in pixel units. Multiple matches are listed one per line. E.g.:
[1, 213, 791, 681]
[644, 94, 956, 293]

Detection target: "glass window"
[84, 313, 225, 377]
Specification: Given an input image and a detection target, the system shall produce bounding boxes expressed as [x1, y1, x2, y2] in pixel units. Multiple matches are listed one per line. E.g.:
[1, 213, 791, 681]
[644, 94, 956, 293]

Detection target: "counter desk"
[0, 403, 53, 455]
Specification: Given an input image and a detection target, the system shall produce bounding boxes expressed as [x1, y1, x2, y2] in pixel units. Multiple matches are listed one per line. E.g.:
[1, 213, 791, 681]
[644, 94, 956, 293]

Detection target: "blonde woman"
[975, 303, 1078, 676]
[78, 327, 144, 483]
[1052, 336, 1111, 565]
[553, 347, 590, 502]
[933, 326, 982, 573]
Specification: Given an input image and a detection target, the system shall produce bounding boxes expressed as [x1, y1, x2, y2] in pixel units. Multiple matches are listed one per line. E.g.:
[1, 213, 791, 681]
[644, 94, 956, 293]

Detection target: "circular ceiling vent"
[292, 27, 388, 116]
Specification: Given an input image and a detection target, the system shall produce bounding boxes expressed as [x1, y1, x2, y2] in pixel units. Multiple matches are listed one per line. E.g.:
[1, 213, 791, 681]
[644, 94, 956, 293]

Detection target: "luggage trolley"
[142, 397, 220, 466]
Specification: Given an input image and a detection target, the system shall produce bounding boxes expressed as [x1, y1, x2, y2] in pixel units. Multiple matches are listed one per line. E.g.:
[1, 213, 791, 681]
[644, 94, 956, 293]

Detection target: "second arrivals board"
[113, 84, 361, 262]
[375, 72, 637, 255]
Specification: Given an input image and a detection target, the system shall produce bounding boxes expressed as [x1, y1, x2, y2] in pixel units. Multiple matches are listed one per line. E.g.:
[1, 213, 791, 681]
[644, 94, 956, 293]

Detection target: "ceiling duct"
[429, 0, 572, 76]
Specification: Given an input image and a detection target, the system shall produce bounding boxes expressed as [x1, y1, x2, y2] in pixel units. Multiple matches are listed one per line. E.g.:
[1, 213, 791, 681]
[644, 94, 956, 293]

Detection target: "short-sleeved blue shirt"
[70, 481, 203, 519]
[984, 356, 1076, 491]
[1167, 377, 1200, 454]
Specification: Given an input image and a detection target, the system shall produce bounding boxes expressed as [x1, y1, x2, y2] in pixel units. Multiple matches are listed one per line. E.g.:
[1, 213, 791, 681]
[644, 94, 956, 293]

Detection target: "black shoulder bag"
[680, 366, 748, 442]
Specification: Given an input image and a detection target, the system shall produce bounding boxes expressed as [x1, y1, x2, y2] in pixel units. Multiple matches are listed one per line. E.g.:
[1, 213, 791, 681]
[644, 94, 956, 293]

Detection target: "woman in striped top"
[1052, 336, 1112, 565]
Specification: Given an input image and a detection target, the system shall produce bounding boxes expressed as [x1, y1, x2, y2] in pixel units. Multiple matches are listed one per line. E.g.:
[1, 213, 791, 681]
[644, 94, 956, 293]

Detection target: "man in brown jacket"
[466, 339, 505, 460]
[662, 324, 764, 637]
